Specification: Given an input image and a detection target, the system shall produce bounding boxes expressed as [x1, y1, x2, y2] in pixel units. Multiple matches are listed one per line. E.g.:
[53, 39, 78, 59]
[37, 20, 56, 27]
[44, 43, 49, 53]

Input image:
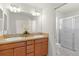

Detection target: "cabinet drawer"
[0, 42, 26, 50]
[27, 52, 34, 56]
[27, 45, 34, 50]
[27, 48, 34, 54]
[27, 40, 34, 45]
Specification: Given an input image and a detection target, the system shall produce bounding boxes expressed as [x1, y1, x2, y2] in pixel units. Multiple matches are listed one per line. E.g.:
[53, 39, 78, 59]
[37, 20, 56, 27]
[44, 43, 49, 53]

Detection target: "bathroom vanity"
[0, 33, 48, 56]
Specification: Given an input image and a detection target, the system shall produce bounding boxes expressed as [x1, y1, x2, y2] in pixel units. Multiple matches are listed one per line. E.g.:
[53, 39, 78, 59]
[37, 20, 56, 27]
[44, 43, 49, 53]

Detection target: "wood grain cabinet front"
[0, 38, 48, 56]
[41, 39, 48, 56]
[35, 38, 48, 56]
[35, 43, 42, 56]
[0, 49, 13, 56]
[0, 42, 26, 56]
[35, 46, 42, 56]
[14, 46, 26, 56]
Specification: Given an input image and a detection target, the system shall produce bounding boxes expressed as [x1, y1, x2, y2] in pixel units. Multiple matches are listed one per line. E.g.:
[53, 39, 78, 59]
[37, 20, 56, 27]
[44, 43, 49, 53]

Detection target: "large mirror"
[0, 3, 41, 34]
[0, 8, 3, 34]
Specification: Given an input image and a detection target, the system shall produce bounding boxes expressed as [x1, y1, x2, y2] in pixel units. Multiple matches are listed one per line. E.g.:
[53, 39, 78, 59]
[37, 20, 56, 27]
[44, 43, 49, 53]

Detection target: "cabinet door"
[0, 49, 13, 56]
[35, 39, 48, 56]
[41, 39, 48, 56]
[14, 46, 26, 56]
[35, 41, 42, 56]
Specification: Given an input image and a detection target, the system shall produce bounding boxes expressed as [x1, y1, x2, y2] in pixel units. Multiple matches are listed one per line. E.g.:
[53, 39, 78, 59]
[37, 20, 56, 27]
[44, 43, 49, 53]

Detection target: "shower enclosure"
[55, 3, 79, 56]
[57, 15, 79, 55]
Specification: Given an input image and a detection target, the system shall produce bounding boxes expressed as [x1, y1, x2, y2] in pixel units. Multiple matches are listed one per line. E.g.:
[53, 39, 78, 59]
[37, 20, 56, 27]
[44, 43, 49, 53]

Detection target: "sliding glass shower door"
[59, 17, 74, 50]
[59, 15, 79, 51]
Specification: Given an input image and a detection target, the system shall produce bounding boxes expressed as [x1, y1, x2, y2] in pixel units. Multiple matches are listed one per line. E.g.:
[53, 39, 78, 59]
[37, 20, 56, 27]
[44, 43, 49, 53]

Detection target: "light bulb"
[9, 5, 21, 13]
[32, 11, 37, 16]
[17, 8, 21, 12]
[36, 12, 40, 16]
[31, 11, 40, 16]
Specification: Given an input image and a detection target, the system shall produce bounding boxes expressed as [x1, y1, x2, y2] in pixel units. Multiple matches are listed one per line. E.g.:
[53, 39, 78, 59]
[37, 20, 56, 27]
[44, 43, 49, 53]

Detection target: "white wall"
[33, 8, 56, 56]
[34, 15, 42, 32]
[31, 17, 39, 33]
[57, 10, 79, 19]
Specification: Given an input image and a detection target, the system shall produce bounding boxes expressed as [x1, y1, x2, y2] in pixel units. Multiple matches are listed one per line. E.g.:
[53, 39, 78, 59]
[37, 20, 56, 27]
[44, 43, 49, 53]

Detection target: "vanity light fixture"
[9, 5, 21, 13]
[31, 11, 40, 16]
[31, 8, 40, 16]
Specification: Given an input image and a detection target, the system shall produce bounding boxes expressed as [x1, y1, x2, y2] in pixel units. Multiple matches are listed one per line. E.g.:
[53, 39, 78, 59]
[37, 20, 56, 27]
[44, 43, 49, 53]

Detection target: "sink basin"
[6, 37, 22, 40]
[0, 37, 25, 44]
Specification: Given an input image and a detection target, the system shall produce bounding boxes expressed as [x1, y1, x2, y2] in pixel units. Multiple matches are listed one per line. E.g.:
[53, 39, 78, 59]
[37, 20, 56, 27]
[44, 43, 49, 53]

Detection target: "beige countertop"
[0, 33, 48, 45]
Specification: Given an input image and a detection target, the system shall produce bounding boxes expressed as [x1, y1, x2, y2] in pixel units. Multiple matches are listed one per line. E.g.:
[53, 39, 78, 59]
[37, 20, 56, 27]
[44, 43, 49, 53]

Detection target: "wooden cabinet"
[0, 38, 48, 56]
[0, 49, 13, 56]
[13, 42, 26, 56]
[0, 42, 26, 56]
[14, 46, 26, 56]
[0, 42, 26, 50]
[41, 38, 48, 55]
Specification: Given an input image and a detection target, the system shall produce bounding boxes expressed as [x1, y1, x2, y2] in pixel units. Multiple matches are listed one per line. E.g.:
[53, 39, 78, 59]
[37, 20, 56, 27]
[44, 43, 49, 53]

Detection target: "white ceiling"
[24, 3, 64, 9]
[9, 3, 64, 10]
[6, 3, 64, 14]
[0, 3, 64, 11]
[56, 3, 79, 14]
